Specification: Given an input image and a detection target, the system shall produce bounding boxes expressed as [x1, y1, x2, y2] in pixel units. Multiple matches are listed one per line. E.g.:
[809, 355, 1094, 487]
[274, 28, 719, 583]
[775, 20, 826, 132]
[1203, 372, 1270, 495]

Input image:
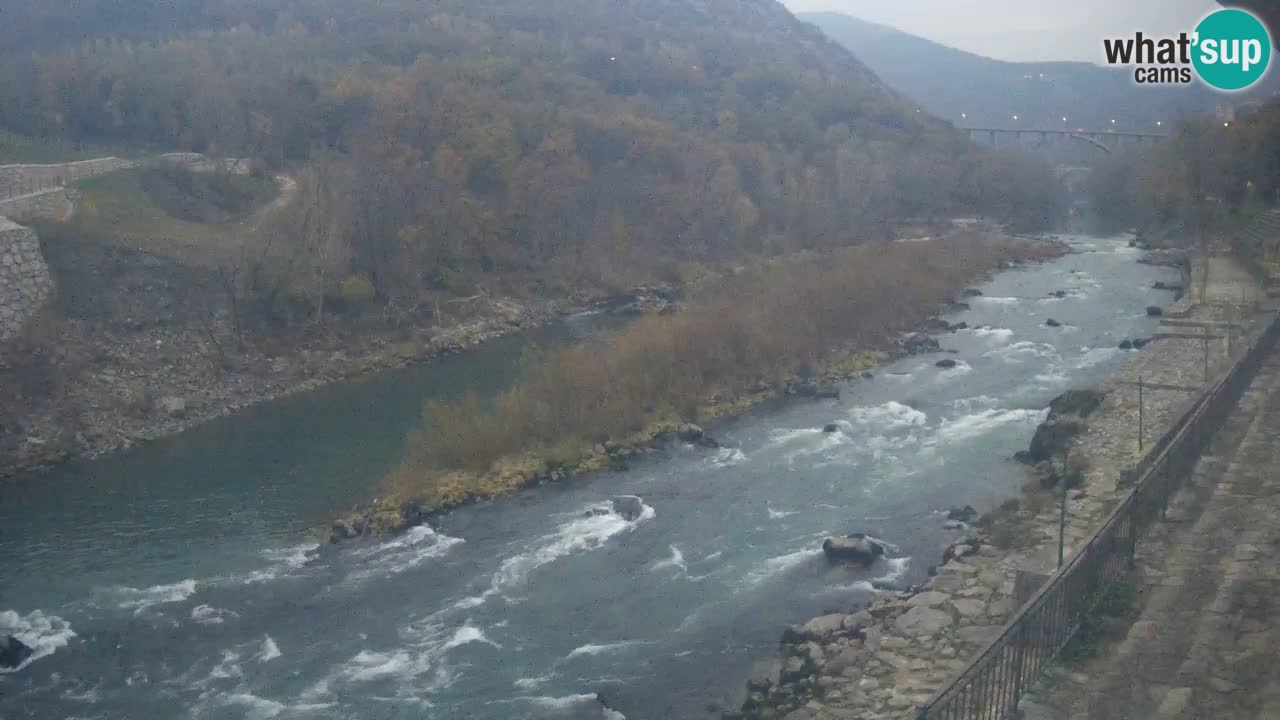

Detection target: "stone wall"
[0, 188, 70, 224]
[0, 157, 133, 201]
[0, 217, 51, 341]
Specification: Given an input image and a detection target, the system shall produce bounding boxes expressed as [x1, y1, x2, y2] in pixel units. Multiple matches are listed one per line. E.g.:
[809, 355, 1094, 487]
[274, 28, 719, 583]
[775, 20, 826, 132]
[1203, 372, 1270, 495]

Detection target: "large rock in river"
[822, 533, 886, 565]
[0, 635, 33, 669]
[611, 495, 646, 521]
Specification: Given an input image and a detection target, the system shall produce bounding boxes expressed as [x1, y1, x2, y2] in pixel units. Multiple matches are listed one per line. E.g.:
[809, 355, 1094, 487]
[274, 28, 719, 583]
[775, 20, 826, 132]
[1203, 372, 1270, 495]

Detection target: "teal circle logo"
[1193, 9, 1272, 91]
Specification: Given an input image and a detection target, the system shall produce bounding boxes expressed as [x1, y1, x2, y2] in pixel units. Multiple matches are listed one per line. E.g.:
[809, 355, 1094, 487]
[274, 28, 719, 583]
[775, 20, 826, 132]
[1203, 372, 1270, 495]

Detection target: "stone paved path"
[1025, 345, 1280, 720]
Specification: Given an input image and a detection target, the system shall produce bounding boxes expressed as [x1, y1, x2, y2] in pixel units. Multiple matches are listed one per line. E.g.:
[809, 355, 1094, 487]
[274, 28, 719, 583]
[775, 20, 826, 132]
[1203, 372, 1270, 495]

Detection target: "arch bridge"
[959, 126, 1170, 154]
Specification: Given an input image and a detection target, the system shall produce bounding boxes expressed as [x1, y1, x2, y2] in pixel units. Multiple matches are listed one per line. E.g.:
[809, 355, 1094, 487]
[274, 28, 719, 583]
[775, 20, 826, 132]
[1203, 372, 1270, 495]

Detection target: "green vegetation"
[67, 168, 277, 267]
[1087, 102, 1280, 241]
[384, 233, 1059, 512]
[0, 129, 127, 165]
[1, 0, 1065, 334]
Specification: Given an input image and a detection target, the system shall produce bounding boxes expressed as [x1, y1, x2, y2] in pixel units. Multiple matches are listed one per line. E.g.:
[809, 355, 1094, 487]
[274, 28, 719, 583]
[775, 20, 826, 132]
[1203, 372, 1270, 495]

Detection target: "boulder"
[935, 358, 958, 369]
[900, 333, 942, 356]
[1119, 339, 1133, 350]
[1012, 450, 1034, 465]
[951, 322, 969, 331]
[922, 318, 953, 332]
[822, 423, 840, 434]
[1048, 389, 1106, 418]
[1049, 290, 1067, 298]
[1029, 419, 1084, 463]
[894, 606, 953, 637]
[156, 396, 187, 418]
[861, 371, 874, 380]
[0, 635, 33, 670]
[946, 505, 978, 523]
[795, 614, 850, 642]
[962, 288, 984, 297]
[676, 423, 705, 443]
[822, 534, 886, 565]
[611, 495, 646, 521]
[1146, 306, 1164, 317]
[1133, 338, 1151, 349]
[1045, 318, 1062, 328]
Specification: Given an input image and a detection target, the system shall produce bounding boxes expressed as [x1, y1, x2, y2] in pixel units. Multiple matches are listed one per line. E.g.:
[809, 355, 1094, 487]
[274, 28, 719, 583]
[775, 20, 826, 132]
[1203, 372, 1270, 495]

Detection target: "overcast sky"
[781, 0, 1223, 63]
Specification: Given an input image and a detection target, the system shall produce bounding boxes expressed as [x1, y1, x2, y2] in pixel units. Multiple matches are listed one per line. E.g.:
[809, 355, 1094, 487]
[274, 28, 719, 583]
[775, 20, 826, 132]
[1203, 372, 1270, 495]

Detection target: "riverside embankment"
[731, 253, 1267, 720]
[0, 234, 1183, 720]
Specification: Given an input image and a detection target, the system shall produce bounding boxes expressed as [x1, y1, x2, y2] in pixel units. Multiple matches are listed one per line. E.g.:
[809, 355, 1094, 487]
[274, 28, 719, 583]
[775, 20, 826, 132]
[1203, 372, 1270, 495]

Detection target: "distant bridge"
[959, 126, 1170, 153]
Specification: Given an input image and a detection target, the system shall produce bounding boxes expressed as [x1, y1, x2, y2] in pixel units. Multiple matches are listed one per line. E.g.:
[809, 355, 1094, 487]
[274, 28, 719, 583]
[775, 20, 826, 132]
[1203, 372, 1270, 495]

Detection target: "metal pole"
[1058, 449, 1069, 568]
[1204, 325, 1210, 382]
[1138, 376, 1144, 453]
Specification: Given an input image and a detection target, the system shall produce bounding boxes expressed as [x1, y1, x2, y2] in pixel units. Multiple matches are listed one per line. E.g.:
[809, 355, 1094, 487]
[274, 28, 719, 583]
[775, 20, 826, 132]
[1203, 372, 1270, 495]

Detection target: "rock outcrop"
[0, 635, 33, 669]
[822, 534, 886, 565]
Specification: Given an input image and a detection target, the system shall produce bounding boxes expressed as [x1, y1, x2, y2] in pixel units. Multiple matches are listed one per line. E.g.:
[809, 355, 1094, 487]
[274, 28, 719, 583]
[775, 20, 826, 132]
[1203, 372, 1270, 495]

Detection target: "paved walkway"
[1024, 345, 1280, 720]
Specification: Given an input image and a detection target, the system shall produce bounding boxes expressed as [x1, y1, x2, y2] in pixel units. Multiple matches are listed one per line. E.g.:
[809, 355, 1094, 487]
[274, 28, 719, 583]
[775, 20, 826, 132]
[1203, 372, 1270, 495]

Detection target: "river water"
[0, 235, 1176, 720]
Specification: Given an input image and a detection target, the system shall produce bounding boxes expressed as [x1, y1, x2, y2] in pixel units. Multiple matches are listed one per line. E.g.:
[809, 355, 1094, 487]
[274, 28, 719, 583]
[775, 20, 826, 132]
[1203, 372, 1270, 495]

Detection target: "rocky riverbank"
[0, 242, 680, 481]
[723, 254, 1266, 720]
[327, 236, 1069, 544]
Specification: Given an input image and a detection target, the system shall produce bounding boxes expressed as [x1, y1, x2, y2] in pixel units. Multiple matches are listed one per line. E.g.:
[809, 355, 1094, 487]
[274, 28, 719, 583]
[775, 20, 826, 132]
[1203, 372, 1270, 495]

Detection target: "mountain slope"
[799, 11, 1219, 130]
[0, 1, 1058, 324]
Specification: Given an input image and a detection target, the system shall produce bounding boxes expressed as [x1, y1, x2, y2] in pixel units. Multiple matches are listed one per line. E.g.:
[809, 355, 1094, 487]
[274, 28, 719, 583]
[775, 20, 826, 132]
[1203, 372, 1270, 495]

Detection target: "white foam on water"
[937, 408, 1046, 444]
[109, 579, 198, 614]
[343, 649, 435, 684]
[209, 649, 244, 682]
[767, 506, 797, 520]
[243, 542, 319, 584]
[745, 547, 823, 586]
[216, 693, 286, 720]
[521, 693, 600, 710]
[975, 296, 1020, 305]
[650, 545, 687, 574]
[1075, 346, 1120, 369]
[200, 692, 335, 720]
[987, 341, 1057, 365]
[819, 580, 877, 595]
[514, 674, 556, 689]
[259, 635, 283, 663]
[848, 401, 928, 430]
[565, 641, 647, 660]
[964, 326, 1014, 344]
[952, 395, 999, 414]
[488, 499, 655, 597]
[708, 447, 747, 467]
[444, 623, 501, 651]
[346, 525, 465, 583]
[191, 604, 240, 625]
[873, 557, 911, 585]
[766, 427, 821, 447]
[0, 609, 75, 673]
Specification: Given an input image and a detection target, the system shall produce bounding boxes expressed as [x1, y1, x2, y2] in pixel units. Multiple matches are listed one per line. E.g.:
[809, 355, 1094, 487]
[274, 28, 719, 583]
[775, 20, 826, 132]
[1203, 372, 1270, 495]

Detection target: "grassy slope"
[67, 168, 280, 268]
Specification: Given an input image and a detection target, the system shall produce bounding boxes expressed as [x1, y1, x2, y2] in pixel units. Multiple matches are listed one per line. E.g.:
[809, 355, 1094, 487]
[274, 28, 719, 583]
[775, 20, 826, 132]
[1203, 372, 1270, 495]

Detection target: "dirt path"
[1023, 348, 1280, 720]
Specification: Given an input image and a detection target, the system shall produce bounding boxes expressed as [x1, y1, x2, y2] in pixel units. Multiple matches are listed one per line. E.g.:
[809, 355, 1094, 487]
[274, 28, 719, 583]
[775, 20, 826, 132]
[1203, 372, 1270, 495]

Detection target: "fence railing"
[912, 310, 1280, 720]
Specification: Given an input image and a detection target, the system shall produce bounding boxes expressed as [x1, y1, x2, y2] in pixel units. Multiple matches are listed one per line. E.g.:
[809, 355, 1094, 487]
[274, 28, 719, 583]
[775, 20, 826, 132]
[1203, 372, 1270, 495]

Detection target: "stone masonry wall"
[0, 217, 51, 341]
[0, 157, 133, 201]
[0, 188, 69, 224]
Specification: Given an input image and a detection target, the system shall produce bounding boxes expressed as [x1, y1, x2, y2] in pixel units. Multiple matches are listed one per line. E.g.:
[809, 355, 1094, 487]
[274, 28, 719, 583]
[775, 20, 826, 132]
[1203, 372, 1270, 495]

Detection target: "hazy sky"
[781, 0, 1223, 64]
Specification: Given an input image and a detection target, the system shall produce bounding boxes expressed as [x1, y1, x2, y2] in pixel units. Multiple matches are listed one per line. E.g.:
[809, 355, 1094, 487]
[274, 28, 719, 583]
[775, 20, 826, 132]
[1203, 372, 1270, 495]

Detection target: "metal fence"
[912, 311, 1280, 720]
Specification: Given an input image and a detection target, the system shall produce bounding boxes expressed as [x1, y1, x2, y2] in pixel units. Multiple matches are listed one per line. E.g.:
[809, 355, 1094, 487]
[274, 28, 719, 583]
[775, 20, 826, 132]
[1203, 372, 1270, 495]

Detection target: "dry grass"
[385, 232, 1059, 510]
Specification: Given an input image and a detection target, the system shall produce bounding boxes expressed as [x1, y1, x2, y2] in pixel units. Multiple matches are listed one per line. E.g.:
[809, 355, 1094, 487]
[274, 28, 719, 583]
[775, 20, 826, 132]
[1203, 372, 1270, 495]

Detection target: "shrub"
[337, 275, 377, 309]
[390, 233, 1059, 504]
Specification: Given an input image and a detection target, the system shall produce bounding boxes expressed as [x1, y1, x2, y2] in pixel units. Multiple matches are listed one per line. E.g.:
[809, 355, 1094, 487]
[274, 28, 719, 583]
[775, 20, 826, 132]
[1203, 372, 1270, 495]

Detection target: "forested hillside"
[800, 12, 1219, 130]
[0, 0, 1060, 327]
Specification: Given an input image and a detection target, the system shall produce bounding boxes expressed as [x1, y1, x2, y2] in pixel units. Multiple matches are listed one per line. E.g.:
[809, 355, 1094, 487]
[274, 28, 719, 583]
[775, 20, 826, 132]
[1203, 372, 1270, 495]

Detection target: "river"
[0, 235, 1177, 720]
